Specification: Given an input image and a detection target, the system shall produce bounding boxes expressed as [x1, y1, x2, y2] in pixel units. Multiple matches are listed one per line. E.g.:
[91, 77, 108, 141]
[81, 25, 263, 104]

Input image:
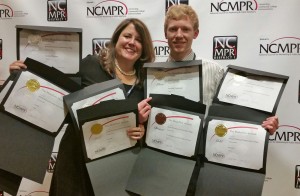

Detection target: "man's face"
[165, 17, 199, 60]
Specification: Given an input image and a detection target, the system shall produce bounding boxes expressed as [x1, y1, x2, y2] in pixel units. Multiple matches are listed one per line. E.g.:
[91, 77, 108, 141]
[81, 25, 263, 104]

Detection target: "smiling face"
[165, 16, 199, 61]
[115, 23, 142, 67]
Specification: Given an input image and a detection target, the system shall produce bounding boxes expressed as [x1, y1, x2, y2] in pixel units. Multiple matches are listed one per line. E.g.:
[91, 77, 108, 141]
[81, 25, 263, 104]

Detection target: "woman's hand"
[138, 97, 152, 124]
[262, 115, 279, 135]
[127, 124, 145, 140]
[9, 60, 27, 73]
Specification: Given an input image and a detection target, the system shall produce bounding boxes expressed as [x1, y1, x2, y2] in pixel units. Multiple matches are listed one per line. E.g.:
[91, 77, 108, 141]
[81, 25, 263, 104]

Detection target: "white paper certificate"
[19, 29, 80, 74]
[71, 88, 125, 128]
[82, 112, 137, 160]
[205, 119, 266, 170]
[217, 70, 284, 112]
[146, 66, 200, 102]
[146, 107, 201, 157]
[3, 71, 68, 133]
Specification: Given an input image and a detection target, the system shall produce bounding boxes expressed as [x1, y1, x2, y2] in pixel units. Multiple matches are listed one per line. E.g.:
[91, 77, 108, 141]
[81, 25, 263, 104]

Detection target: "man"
[164, 4, 278, 133]
[164, 4, 279, 195]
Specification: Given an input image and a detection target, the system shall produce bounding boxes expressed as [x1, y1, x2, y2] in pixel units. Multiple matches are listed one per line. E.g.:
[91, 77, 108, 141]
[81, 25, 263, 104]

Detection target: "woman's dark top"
[49, 55, 144, 196]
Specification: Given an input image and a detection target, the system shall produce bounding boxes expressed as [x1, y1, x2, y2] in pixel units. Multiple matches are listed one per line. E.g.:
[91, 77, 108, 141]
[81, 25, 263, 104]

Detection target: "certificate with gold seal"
[3, 71, 68, 133]
[146, 107, 201, 157]
[82, 112, 137, 160]
[147, 67, 200, 102]
[205, 119, 266, 170]
[18, 26, 81, 74]
[145, 61, 202, 102]
[71, 88, 125, 128]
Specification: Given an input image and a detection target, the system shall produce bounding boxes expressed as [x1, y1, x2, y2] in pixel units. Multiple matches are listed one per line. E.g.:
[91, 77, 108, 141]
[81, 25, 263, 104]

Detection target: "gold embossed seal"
[154, 70, 166, 80]
[91, 123, 103, 135]
[26, 79, 40, 92]
[28, 34, 42, 45]
[215, 124, 227, 137]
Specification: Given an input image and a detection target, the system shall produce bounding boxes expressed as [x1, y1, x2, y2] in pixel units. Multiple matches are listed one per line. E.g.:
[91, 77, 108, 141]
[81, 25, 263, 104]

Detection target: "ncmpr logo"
[269, 125, 300, 144]
[47, 152, 57, 173]
[165, 0, 189, 13]
[0, 39, 2, 60]
[210, 0, 257, 14]
[259, 37, 300, 56]
[48, 0, 68, 21]
[295, 165, 300, 188]
[213, 36, 238, 60]
[0, 4, 13, 19]
[225, 93, 238, 100]
[210, 0, 277, 14]
[92, 38, 110, 55]
[213, 152, 225, 159]
[87, 0, 128, 17]
[153, 40, 169, 62]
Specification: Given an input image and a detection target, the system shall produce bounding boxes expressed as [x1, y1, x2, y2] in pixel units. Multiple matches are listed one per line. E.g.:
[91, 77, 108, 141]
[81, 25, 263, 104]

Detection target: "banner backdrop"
[0, 0, 300, 195]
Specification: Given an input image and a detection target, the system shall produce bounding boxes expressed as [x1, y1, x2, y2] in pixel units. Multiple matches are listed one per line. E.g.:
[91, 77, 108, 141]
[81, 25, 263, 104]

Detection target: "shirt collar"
[167, 51, 195, 62]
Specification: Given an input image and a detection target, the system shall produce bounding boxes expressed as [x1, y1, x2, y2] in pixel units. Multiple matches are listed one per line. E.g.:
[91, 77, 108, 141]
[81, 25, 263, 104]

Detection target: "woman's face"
[115, 23, 143, 65]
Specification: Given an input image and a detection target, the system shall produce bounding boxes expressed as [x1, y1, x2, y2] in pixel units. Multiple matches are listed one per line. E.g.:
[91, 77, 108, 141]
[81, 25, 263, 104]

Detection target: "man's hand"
[262, 116, 279, 135]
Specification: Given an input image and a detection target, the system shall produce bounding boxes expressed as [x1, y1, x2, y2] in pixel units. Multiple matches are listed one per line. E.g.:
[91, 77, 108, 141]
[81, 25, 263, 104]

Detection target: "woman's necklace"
[115, 60, 136, 76]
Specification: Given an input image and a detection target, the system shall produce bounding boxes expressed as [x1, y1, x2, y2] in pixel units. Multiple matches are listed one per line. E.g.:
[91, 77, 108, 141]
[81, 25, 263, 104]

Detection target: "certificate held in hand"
[0, 57, 80, 185]
[17, 25, 82, 74]
[144, 60, 203, 102]
[215, 65, 289, 114]
[77, 99, 139, 196]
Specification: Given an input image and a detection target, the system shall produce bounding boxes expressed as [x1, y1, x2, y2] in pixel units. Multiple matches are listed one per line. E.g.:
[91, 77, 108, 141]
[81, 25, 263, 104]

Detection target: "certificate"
[146, 66, 200, 102]
[82, 112, 137, 160]
[217, 69, 284, 112]
[146, 107, 201, 157]
[19, 29, 80, 74]
[205, 119, 266, 170]
[3, 71, 68, 133]
[71, 88, 125, 128]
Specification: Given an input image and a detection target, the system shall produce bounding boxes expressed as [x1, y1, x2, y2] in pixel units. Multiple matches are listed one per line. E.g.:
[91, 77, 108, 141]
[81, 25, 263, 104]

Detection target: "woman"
[10, 18, 154, 195]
